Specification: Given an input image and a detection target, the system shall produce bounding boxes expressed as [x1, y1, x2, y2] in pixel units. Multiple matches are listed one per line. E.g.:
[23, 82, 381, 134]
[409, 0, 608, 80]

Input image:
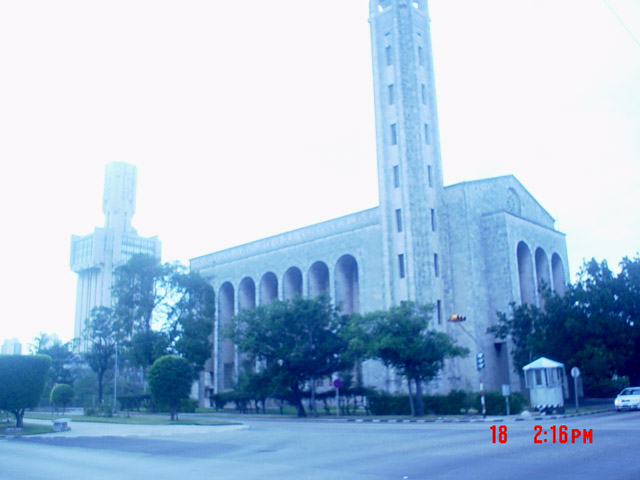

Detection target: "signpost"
[571, 367, 581, 412]
[501, 384, 511, 416]
[333, 378, 342, 417]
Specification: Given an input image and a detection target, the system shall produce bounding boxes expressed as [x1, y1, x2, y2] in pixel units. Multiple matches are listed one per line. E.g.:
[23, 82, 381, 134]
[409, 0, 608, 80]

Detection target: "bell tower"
[369, 0, 446, 310]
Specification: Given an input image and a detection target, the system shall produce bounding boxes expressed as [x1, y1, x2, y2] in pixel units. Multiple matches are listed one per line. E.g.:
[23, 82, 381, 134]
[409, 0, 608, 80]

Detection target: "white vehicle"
[614, 387, 640, 411]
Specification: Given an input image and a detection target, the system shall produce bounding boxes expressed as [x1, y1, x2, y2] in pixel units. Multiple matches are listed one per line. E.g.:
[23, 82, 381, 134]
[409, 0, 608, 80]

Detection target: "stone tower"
[369, 0, 446, 313]
[71, 162, 161, 344]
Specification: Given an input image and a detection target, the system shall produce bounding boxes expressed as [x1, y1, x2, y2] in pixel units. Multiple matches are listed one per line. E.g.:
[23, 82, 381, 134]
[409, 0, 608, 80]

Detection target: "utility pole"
[449, 315, 486, 418]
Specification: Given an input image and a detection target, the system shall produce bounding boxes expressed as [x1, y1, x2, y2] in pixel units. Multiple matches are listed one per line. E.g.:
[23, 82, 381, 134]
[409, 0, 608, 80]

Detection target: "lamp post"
[112, 340, 118, 415]
[448, 314, 486, 418]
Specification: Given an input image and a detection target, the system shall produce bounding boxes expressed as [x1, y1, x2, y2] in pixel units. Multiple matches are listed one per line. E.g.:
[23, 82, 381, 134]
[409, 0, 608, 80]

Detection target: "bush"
[50, 384, 74, 414]
[84, 403, 113, 417]
[473, 391, 526, 415]
[0, 354, 52, 427]
[147, 356, 192, 421]
[368, 390, 525, 416]
[368, 393, 412, 415]
[118, 394, 151, 412]
[584, 376, 629, 398]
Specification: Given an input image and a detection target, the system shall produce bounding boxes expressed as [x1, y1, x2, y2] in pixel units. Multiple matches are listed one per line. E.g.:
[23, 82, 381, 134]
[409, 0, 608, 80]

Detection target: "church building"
[191, 0, 569, 402]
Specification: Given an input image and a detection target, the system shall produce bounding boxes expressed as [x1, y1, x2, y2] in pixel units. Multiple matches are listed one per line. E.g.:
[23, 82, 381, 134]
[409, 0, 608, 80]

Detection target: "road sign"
[333, 379, 342, 389]
[571, 367, 580, 378]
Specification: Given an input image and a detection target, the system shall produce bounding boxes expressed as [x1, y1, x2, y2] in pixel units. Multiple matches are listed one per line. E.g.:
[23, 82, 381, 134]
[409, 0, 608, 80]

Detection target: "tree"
[50, 384, 74, 414]
[36, 339, 75, 390]
[83, 306, 117, 403]
[0, 355, 51, 428]
[368, 302, 468, 417]
[490, 256, 640, 396]
[164, 270, 215, 378]
[147, 355, 192, 421]
[228, 295, 351, 417]
[111, 255, 214, 379]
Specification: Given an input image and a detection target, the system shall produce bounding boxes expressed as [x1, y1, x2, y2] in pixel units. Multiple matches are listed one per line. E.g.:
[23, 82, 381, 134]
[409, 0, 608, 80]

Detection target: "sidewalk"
[23, 418, 247, 438]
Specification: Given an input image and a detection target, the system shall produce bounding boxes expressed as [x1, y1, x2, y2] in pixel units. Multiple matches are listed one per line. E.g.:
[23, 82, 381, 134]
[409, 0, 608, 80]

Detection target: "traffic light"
[476, 353, 485, 370]
[448, 314, 467, 322]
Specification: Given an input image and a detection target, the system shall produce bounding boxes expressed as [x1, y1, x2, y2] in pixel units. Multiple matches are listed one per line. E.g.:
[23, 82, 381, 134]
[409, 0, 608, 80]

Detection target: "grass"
[0, 423, 55, 436]
[24, 412, 238, 426]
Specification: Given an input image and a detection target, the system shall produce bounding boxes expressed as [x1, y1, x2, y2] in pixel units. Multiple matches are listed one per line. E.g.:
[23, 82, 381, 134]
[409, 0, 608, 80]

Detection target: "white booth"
[523, 357, 568, 412]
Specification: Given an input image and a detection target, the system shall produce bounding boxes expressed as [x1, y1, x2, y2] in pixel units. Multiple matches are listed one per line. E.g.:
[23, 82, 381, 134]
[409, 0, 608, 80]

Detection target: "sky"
[1, 0, 638, 348]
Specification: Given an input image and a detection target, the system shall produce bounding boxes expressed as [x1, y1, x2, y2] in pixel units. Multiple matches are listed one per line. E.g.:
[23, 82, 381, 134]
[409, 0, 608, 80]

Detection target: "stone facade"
[190, 1, 569, 404]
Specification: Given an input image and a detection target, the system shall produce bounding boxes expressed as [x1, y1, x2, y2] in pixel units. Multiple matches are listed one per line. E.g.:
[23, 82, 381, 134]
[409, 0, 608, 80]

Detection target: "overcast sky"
[1, 0, 638, 348]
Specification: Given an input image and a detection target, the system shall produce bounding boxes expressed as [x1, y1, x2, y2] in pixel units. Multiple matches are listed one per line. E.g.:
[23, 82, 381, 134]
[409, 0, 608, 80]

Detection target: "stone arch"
[551, 253, 566, 295]
[535, 248, 551, 307]
[283, 266, 303, 301]
[238, 277, 256, 311]
[517, 242, 536, 305]
[335, 254, 360, 314]
[308, 261, 330, 298]
[218, 282, 235, 390]
[259, 272, 278, 306]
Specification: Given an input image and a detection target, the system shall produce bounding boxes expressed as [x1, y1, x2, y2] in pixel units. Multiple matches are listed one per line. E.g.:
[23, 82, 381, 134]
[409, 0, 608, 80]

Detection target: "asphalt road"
[1, 412, 639, 480]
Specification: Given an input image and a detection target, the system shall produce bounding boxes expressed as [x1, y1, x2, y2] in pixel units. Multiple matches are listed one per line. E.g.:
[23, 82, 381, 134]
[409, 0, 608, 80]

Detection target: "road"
[1, 412, 639, 480]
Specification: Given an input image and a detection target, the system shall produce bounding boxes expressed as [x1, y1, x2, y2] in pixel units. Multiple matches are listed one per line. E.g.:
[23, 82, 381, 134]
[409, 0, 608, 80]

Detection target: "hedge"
[368, 390, 526, 416]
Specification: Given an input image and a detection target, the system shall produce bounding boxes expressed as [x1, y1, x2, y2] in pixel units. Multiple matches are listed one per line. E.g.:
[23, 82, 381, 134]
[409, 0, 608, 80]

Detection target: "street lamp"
[448, 314, 486, 418]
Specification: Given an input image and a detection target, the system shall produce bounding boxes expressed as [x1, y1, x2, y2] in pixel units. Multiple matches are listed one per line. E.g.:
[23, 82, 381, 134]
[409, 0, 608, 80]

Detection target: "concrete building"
[191, 0, 569, 401]
[1, 338, 22, 355]
[70, 162, 161, 344]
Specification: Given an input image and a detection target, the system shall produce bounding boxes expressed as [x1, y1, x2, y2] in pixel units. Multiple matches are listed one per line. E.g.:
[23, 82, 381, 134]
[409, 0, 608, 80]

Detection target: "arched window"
[283, 267, 303, 300]
[535, 248, 550, 307]
[335, 255, 360, 315]
[551, 253, 566, 295]
[308, 261, 330, 298]
[259, 272, 278, 305]
[517, 242, 535, 305]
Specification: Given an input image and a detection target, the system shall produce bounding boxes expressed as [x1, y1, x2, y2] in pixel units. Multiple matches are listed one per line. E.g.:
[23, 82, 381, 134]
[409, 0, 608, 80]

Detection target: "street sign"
[333, 379, 342, 389]
[571, 367, 580, 378]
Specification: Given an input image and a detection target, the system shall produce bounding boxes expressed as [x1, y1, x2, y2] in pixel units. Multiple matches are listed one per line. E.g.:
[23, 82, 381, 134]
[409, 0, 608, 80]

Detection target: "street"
[1, 412, 639, 480]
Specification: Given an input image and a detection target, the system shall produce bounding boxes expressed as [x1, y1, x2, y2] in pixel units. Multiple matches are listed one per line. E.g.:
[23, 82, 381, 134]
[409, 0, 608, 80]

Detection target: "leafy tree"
[36, 340, 75, 390]
[147, 355, 192, 421]
[111, 255, 214, 378]
[164, 270, 215, 378]
[367, 302, 468, 417]
[228, 295, 351, 417]
[82, 306, 117, 403]
[50, 383, 74, 414]
[490, 256, 640, 395]
[0, 355, 51, 427]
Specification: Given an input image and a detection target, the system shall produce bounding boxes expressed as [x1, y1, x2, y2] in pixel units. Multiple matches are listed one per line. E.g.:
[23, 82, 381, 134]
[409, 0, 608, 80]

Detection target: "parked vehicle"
[614, 387, 640, 411]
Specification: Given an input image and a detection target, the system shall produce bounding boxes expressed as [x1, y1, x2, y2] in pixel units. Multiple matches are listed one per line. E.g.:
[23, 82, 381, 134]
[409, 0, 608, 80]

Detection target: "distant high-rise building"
[1, 338, 22, 355]
[70, 162, 161, 343]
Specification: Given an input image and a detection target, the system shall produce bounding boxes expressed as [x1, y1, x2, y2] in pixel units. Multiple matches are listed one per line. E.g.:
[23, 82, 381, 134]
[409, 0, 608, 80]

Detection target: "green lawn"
[24, 412, 238, 426]
[0, 423, 54, 436]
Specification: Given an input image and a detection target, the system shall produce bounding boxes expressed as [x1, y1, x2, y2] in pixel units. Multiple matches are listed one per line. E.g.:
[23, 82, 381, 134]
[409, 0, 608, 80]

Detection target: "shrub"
[84, 403, 113, 417]
[473, 391, 526, 415]
[50, 384, 74, 414]
[118, 394, 151, 412]
[0, 354, 52, 427]
[147, 356, 192, 421]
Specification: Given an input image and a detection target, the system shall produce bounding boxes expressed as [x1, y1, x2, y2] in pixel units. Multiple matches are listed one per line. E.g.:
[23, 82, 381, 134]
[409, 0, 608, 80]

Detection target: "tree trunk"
[407, 378, 415, 417]
[98, 370, 105, 403]
[310, 375, 317, 416]
[13, 409, 24, 429]
[414, 380, 425, 417]
[291, 384, 307, 417]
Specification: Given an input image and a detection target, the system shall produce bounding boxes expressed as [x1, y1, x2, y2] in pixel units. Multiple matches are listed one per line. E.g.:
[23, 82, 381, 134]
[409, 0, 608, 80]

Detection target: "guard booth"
[523, 357, 568, 412]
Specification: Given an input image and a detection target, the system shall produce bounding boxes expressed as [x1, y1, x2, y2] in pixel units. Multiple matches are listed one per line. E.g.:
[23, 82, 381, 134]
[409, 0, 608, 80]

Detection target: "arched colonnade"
[516, 241, 566, 307]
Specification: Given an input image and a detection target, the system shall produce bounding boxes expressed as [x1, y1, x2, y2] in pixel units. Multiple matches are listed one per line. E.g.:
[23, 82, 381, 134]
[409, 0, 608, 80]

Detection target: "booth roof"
[523, 357, 564, 370]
